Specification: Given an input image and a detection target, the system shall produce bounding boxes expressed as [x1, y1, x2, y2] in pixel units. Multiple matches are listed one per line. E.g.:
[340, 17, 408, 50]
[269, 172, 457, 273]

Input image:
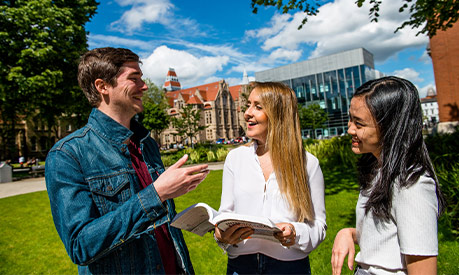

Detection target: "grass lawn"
[0, 169, 457, 274]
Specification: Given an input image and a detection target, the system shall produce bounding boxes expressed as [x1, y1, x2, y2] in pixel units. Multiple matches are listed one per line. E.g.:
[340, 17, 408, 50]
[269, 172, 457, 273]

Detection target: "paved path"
[0, 162, 224, 199]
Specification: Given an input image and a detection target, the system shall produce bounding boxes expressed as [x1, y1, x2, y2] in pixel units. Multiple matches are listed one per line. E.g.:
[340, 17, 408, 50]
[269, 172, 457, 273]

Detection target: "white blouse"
[219, 143, 327, 261]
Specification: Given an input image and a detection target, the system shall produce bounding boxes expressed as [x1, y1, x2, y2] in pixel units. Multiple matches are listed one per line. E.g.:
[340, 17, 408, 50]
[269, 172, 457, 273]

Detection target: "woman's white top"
[218, 143, 327, 261]
[355, 174, 439, 274]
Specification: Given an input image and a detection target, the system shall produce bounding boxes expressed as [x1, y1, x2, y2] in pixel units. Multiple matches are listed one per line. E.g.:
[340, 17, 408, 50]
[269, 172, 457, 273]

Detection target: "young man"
[45, 47, 209, 274]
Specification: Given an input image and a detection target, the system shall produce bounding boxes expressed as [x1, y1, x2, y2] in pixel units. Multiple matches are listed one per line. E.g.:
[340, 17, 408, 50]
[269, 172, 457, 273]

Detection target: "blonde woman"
[215, 82, 327, 274]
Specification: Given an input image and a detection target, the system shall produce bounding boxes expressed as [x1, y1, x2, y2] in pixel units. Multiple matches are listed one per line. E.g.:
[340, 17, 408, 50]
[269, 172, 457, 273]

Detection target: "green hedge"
[425, 130, 459, 239]
[161, 143, 228, 166]
[303, 135, 358, 171]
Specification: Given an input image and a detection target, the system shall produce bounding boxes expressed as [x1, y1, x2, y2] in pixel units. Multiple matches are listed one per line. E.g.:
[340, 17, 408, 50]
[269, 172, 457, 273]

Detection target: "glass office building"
[255, 48, 383, 138]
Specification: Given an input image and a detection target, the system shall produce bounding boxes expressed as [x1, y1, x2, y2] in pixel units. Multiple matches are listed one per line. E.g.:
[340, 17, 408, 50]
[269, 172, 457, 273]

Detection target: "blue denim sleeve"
[45, 148, 167, 265]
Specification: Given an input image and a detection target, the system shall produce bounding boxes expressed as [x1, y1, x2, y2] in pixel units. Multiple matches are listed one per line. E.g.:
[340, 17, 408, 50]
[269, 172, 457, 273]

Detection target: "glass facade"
[255, 48, 381, 139]
[281, 64, 375, 138]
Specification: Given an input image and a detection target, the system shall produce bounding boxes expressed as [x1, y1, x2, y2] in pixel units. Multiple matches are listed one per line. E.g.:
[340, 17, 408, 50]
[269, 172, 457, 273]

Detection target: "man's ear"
[94, 79, 110, 95]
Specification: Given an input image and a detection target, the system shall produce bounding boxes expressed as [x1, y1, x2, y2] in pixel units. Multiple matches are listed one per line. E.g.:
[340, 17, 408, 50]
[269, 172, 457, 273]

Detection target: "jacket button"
[121, 147, 126, 153]
[156, 264, 161, 270]
[107, 186, 113, 191]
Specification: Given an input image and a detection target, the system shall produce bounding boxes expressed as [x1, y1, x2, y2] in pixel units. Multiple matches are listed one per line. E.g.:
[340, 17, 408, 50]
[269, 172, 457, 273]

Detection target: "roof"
[167, 70, 178, 77]
[164, 80, 241, 108]
[229, 85, 241, 100]
[421, 97, 437, 103]
[180, 81, 221, 101]
[164, 81, 181, 88]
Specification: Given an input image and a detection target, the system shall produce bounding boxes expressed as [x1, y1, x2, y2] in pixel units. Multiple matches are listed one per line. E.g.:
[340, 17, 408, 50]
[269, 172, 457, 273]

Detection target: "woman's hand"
[331, 228, 357, 275]
[274, 223, 296, 247]
[214, 224, 254, 245]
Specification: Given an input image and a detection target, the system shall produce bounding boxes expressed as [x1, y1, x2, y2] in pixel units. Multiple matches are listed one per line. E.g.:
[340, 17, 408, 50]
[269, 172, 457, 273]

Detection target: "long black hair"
[354, 76, 444, 220]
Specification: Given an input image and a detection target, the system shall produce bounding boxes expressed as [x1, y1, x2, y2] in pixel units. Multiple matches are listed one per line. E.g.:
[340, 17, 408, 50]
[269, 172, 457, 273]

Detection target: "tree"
[138, 79, 170, 143]
[251, 0, 459, 37]
[171, 104, 207, 148]
[0, 0, 98, 159]
[299, 103, 328, 139]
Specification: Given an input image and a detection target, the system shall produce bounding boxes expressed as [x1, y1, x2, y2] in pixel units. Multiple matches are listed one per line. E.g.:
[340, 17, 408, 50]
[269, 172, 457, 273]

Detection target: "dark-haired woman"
[331, 76, 444, 275]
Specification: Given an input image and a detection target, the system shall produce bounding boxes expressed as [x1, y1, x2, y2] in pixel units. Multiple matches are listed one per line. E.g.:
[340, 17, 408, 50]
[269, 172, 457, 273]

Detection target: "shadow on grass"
[322, 167, 359, 196]
[338, 209, 357, 229]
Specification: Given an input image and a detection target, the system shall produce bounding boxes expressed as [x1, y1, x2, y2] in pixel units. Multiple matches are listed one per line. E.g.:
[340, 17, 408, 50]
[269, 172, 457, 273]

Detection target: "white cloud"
[166, 41, 253, 65]
[109, 0, 207, 37]
[203, 76, 224, 84]
[265, 48, 302, 63]
[229, 63, 271, 75]
[392, 68, 424, 83]
[111, 0, 173, 33]
[245, 0, 428, 63]
[419, 49, 432, 64]
[245, 13, 292, 40]
[417, 83, 436, 98]
[141, 45, 229, 88]
[88, 34, 154, 50]
[225, 77, 243, 86]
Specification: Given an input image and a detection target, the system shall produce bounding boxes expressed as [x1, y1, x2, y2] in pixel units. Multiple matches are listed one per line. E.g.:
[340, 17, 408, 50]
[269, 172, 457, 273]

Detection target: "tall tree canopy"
[138, 79, 170, 143]
[251, 0, 459, 37]
[0, 0, 98, 159]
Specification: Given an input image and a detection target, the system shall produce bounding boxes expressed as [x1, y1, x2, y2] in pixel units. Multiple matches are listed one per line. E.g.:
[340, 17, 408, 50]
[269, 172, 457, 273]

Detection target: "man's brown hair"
[78, 47, 140, 107]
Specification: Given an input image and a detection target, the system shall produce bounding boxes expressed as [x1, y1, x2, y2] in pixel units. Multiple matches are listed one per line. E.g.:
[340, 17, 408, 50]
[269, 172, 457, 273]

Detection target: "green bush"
[160, 143, 226, 166]
[425, 130, 459, 239]
[436, 163, 459, 238]
[189, 150, 200, 164]
[304, 136, 358, 170]
[216, 148, 229, 161]
[207, 150, 217, 162]
[160, 155, 175, 167]
[161, 149, 186, 166]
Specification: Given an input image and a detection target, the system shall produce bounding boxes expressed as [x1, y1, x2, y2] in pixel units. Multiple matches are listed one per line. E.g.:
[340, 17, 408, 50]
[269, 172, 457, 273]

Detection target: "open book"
[171, 203, 281, 242]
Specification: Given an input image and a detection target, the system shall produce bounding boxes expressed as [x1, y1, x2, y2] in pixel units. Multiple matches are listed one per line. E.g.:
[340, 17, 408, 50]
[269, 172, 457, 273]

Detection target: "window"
[31, 137, 37, 152]
[39, 136, 47, 151]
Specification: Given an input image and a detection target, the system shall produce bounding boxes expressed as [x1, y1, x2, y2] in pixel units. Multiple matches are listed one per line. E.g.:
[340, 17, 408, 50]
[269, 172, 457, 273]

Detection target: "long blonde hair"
[251, 82, 314, 222]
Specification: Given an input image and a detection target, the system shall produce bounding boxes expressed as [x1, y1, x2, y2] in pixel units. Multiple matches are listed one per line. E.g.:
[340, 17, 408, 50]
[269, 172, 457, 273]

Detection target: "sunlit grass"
[0, 169, 457, 274]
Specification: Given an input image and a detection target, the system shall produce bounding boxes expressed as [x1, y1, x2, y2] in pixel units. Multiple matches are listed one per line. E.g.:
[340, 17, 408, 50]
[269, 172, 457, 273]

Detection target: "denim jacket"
[45, 108, 194, 274]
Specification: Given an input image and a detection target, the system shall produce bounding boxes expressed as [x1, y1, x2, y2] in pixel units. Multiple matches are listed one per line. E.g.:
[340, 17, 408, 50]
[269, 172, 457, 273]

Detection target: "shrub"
[160, 155, 175, 167]
[436, 163, 459, 238]
[161, 149, 186, 166]
[216, 148, 229, 161]
[304, 136, 358, 171]
[190, 150, 200, 164]
[207, 150, 217, 162]
[425, 130, 459, 239]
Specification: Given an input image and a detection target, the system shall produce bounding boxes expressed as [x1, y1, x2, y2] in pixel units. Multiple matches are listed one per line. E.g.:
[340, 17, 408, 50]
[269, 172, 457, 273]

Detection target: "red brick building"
[160, 69, 246, 146]
[429, 20, 459, 132]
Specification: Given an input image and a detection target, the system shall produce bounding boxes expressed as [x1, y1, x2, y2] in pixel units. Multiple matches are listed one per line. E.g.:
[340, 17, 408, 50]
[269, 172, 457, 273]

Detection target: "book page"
[213, 212, 281, 242]
[171, 203, 218, 236]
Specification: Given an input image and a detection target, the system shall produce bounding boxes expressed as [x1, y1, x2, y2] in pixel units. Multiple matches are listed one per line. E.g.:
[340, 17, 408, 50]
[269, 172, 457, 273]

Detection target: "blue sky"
[86, 0, 435, 97]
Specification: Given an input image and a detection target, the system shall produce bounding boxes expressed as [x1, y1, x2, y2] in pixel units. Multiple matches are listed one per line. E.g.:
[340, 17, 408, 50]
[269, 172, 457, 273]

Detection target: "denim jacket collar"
[87, 108, 149, 144]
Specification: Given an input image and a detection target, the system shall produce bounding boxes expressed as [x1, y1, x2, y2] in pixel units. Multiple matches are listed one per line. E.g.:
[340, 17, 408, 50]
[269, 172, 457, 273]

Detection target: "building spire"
[163, 68, 181, 91]
[241, 69, 249, 85]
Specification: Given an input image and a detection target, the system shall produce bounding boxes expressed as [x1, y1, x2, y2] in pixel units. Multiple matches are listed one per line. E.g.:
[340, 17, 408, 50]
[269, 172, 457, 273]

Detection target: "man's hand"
[331, 228, 357, 275]
[154, 154, 209, 201]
